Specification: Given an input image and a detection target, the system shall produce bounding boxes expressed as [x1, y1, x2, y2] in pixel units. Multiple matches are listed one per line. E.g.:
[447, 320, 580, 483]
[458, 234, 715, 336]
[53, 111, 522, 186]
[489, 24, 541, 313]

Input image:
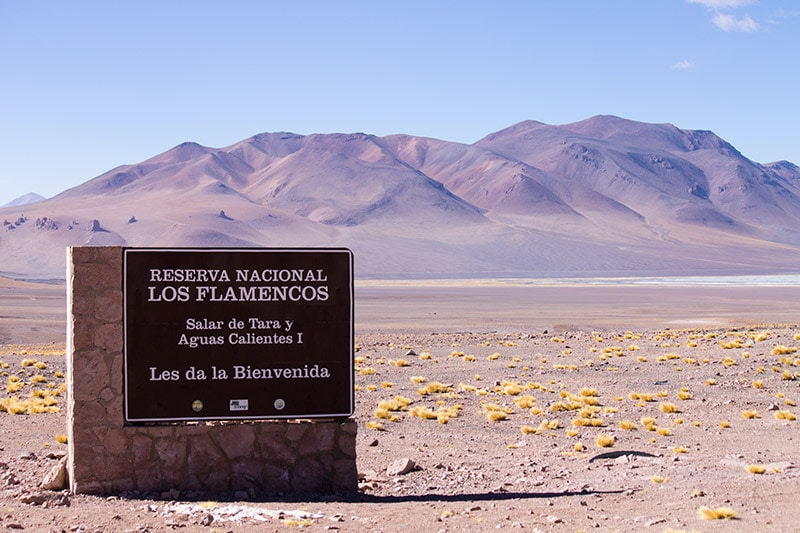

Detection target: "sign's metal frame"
[123, 247, 354, 423]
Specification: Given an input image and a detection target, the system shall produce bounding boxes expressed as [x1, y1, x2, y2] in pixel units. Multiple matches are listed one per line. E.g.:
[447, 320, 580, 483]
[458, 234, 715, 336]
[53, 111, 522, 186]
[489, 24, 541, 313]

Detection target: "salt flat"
[355, 281, 800, 333]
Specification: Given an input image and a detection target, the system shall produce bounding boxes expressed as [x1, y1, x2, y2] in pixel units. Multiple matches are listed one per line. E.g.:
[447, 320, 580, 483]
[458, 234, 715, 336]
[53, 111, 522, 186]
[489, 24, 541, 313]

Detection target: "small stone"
[386, 457, 416, 476]
[41, 456, 68, 491]
[19, 492, 47, 505]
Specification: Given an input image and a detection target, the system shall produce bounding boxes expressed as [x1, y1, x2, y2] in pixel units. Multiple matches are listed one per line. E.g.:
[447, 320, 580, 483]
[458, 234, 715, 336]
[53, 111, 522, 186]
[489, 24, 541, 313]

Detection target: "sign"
[123, 248, 353, 422]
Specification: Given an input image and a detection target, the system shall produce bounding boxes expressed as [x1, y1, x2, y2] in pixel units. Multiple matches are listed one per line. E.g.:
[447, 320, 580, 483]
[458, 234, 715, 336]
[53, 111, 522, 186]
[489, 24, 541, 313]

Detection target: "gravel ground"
[0, 324, 799, 532]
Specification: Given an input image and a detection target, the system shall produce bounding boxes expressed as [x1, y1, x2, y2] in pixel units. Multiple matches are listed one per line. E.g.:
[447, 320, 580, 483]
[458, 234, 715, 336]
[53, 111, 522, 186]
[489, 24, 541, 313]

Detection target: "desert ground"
[1, 275, 799, 532]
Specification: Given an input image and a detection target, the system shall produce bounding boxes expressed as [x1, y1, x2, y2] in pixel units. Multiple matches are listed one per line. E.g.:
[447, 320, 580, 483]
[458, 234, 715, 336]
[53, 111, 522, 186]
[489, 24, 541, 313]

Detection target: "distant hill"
[2, 192, 46, 208]
[1, 115, 799, 280]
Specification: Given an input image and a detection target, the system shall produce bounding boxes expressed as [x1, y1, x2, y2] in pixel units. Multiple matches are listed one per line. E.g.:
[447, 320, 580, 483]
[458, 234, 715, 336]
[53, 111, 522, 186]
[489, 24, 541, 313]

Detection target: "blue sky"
[1, 0, 798, 203]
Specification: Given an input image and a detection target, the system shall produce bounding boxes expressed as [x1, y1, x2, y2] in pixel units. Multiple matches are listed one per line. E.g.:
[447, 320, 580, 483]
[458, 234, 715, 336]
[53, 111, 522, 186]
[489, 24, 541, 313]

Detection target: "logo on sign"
[229, 399, 249, 411]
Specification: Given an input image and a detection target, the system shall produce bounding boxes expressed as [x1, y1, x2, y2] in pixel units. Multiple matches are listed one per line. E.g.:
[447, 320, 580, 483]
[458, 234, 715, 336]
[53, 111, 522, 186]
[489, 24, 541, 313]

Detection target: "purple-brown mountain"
[2, 115, 800, 280]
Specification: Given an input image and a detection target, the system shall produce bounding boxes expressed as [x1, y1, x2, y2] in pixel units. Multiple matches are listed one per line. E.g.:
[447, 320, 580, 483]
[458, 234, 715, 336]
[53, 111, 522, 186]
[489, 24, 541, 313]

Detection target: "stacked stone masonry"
[66, 246, 357, 496]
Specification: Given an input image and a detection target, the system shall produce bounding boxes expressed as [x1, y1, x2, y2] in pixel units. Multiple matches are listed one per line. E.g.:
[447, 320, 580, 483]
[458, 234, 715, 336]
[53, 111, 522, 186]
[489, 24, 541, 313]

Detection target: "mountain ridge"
[2, 116, 799, 280]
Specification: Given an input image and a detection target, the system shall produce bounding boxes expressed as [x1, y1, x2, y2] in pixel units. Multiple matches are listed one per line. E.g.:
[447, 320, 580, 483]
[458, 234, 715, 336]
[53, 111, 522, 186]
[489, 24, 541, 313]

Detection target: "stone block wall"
[66, 246, 357, 495]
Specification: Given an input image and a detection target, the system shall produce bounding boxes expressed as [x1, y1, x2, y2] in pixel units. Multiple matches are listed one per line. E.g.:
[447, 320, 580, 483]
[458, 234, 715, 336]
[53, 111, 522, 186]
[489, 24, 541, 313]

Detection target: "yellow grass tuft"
[746, 464, 767, 474]
[659, 402, 680, 414]
[513, 395, 536, 409]
[418, 381, 452, 395]
[486, 410, 507, 422]
[595, 434, 615, 448]
[572, 417, 604, 427]
[742, 410, 759, 419]
[501, 381, 523, 395]
[409, 406, 438, 420]
[629, 392, 654, 402]
[772, 345, 798, 356]
[697, 506, 738, 520]
[373, 408, 391, 419]
[619, 420, 638, 431]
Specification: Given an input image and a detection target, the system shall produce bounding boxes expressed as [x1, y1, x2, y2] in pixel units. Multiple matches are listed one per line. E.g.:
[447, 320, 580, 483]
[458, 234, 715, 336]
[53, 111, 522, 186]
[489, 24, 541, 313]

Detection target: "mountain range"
[2, 115, 800, 280]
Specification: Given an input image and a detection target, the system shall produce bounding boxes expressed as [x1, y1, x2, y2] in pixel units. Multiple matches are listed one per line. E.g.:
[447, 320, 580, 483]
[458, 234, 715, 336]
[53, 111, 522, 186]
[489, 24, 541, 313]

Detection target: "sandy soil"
[0, 277, 798, 532]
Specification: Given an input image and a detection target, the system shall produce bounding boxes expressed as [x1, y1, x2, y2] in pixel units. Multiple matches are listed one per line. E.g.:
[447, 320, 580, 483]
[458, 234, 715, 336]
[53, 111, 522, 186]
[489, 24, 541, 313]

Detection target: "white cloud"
[671, 60, 696, 69]
[712, 12, 760, 31]
[767, 8, 800, 24]
[686, 0, 756, 7]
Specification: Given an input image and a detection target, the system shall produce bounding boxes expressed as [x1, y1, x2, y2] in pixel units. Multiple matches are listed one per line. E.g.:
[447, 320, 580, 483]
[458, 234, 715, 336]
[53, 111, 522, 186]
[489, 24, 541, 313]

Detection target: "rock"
[19, 450, 37, 460]
[87, 219, 103, 232]
[18, 490, 70, 507]
[19, 491, 47, 505]
[1, 471, 19, 486]
[386, 457, 416, 476]
[42, 456, 68, 490]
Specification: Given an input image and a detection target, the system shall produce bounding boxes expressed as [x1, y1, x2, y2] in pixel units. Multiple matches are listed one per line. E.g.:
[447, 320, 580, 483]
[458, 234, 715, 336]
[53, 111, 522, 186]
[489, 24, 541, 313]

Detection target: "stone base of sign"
[66, 246, 357, 496]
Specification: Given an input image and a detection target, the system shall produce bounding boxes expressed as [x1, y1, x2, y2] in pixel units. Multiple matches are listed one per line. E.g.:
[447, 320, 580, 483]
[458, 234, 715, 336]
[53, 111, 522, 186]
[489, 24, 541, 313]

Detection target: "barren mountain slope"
[2, 116, 800, 280]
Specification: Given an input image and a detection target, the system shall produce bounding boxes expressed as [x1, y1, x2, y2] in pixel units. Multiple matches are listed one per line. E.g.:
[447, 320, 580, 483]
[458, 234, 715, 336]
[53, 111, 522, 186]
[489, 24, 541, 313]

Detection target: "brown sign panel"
[123, 248, 353, 422]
